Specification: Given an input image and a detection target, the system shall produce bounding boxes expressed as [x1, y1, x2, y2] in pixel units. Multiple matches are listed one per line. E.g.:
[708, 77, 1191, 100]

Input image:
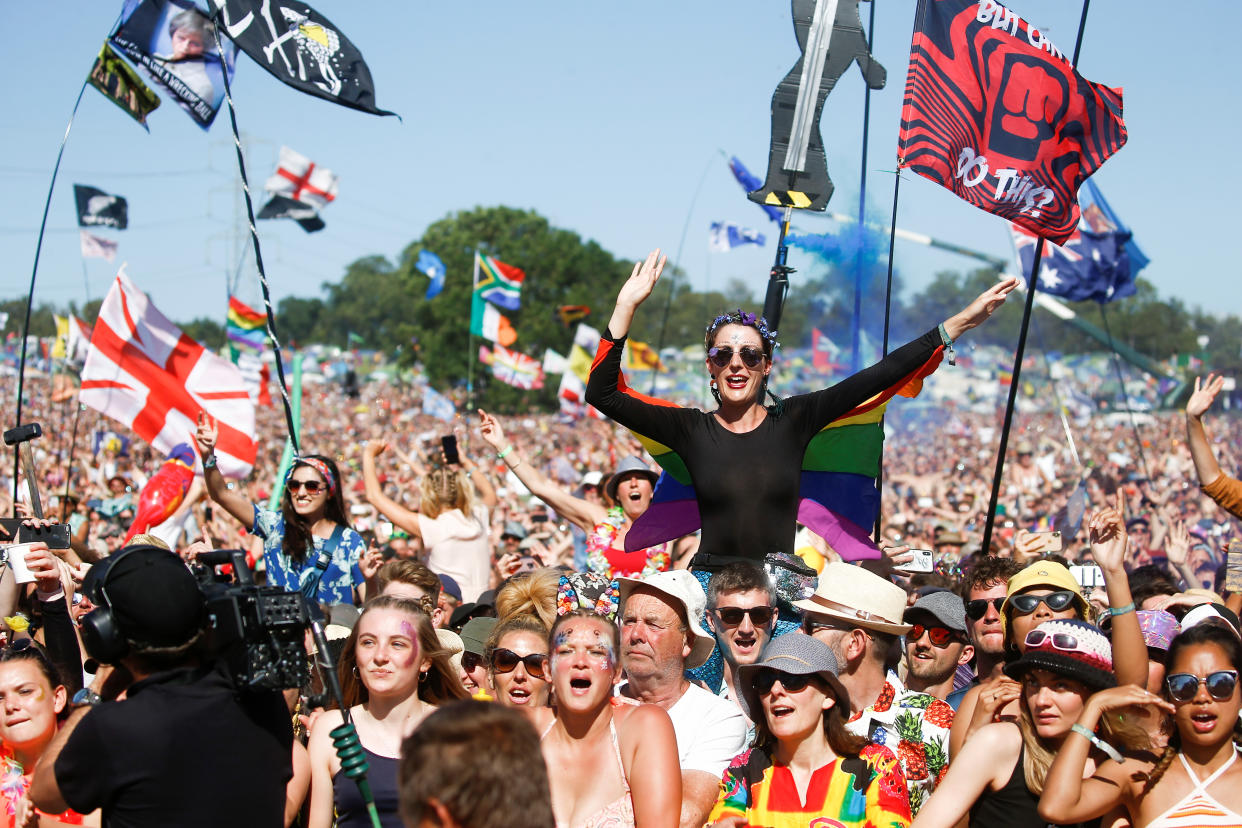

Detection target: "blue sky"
[2, 1, 1238, 335]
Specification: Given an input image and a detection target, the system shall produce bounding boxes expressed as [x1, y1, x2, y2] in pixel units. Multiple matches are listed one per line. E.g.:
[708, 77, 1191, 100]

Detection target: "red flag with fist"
[897, 0, 1127, 244]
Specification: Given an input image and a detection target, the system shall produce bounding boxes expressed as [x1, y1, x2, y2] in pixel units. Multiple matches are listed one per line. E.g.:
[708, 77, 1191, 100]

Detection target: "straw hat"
[792, 561, 911, 636]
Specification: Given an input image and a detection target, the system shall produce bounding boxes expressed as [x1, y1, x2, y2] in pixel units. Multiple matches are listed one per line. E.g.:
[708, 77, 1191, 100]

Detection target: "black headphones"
[78, 544, 165, 665]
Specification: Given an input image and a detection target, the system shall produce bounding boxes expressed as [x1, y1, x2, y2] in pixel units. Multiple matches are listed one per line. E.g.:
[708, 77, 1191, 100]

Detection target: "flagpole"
[978, 0, 1093, 557]
[212, 22, 300, 455]
[872, 167, 904, 540]
[850, 0, 879, 374]
[1098, 303, 1152, 480]
[467, 250, 478, 415]
[761, 207, 794, 341]
[12, 78, 90, 512]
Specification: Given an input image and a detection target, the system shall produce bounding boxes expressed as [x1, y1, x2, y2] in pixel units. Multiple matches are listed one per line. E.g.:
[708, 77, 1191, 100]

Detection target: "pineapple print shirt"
[845, 672, 954, 816]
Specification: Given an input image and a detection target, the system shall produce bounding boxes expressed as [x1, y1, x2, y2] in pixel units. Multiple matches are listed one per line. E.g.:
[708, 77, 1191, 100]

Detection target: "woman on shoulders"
[585, 248, 1017, 567]
[196, 414, 364, 607]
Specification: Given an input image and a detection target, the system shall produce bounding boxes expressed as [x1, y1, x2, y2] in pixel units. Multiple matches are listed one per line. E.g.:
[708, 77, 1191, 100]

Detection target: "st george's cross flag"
[264, 146, 338, 210]
[80, 268, 257, 477]
[897, 0, 1127, 244]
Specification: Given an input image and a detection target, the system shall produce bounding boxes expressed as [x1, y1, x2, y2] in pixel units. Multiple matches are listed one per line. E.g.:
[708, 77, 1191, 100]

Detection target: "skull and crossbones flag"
[208, 0, 395, 117]
[897, 0, 1127, 244]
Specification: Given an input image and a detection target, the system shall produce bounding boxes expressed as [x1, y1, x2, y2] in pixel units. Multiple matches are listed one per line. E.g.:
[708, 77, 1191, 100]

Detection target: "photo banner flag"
[87, 41, 162, 130]
[110, 0, 238, 130]
[897, 0, 1127, 244]
[209, 0, 396, 117]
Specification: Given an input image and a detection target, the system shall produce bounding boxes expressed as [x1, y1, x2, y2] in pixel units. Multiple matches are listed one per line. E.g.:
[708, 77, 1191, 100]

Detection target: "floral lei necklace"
[1, 747, 26, 817]
[585, 507, 670, 579]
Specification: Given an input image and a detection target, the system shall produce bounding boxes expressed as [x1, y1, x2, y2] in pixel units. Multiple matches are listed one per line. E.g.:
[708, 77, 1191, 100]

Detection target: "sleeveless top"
[969, 743, 1100, 828]
[585, 507, 669, 580]
[1147, 748, 1242, 828]
[332, 745, 402, 828]
[542, 716, 635, 828]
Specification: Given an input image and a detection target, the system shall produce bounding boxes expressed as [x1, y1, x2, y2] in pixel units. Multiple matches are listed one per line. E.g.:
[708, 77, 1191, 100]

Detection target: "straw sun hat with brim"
[737, 634, 851, 723]
[792, 561, 912, 636]
[616, 570, 715, 668]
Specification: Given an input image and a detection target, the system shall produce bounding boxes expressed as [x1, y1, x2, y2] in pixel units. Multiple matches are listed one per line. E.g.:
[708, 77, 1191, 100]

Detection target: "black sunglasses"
[965, 597, 1006, 620]
[708, 345, 766, 369]
[287, 479, 325, 494]
[461, 651, 484, 672]
[755, 669, 818, 696]
[1166, 670, 1239, 703]
[712, 606, 776, 626]
[1008, 590, 1078, 616]
[490, 648, 548, 679]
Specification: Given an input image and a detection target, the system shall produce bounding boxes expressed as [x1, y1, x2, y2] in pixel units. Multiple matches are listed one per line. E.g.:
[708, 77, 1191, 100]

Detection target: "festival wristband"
[938, 323, 956, 366]
[497, 445, 514, 460]
[1070, 723, 1124, 763]
[1107, 602, 1136, 617]
[203, 453, 218, 471]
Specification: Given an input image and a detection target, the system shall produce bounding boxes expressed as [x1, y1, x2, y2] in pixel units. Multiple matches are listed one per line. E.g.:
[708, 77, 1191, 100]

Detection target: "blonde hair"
[419, 467, 476, 520]
[494, 568, 559, 631]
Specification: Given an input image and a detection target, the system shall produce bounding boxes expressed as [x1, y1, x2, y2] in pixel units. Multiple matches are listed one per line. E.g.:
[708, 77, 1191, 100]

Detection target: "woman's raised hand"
[1085, 684, 1174, 718]
[944, 276, 1020, 340]
[1087, 492, 1127, 574]
[363, 439, 389, 461]
[193, 412, 218, 458]
[1186, 374, 1225, 420]
[615, 249, 666, 311]
[476, 409, 506, 451]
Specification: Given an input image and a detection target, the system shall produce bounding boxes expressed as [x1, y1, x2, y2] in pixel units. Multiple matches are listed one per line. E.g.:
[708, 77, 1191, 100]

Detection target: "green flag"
[87, 43, 161, 130]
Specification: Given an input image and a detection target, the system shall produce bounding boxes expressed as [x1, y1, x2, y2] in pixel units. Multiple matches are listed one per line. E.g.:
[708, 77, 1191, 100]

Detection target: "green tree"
[181, 317, 226, 350]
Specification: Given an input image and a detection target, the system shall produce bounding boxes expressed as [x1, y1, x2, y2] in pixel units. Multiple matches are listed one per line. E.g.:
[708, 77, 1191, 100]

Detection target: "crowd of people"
[0, 259, 1239, 827]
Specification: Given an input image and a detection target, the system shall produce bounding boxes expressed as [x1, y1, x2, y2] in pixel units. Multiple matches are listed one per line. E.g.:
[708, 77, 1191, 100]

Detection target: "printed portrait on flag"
[110, 0, 238, 130]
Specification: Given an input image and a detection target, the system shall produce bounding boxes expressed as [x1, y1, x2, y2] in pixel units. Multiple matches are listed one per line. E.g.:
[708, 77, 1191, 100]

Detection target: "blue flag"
[417, 250, 446, 300]
[708, 222, 766, 251]
[1080, 180, 1148, 274]
[1010, 215, 1135, 304]
[422, 385, 456, 422]
[727, 156, 782, 223]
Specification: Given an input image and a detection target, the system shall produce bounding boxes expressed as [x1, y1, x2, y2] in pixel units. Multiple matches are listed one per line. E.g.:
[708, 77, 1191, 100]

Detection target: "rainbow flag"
[227, 297, 266, 356]
[592, 338, 943, 561]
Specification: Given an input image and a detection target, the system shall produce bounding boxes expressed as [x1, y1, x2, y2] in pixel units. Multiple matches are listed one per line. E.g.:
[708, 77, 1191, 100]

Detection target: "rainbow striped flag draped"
[227, 297, 266, 357]
[592, 338, 943, 561]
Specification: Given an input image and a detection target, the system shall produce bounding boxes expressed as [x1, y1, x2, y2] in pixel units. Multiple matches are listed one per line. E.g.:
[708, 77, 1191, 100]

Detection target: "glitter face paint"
[398, 620, 419, 667]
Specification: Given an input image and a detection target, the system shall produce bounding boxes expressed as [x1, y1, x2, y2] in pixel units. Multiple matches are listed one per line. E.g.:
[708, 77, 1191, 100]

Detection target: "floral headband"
[557, 573, 620, 621]
[706, 309, 779, 349]
[286, 457, 337, 496]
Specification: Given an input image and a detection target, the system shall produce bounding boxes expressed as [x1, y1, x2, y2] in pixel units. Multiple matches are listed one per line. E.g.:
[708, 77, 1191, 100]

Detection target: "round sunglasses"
[1009, 590, 1078, 616]
[712, 606, 776, 626]
[490, 648, 548, 680]
[754, 669, 820, 696]
[909, 624, 958, 647]
[707, 345, 766, 369]
[1166, 670, 1239, 703]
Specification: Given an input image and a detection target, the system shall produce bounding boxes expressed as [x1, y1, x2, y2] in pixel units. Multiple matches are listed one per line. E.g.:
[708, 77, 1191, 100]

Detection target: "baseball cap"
[85, 544, 206, 648]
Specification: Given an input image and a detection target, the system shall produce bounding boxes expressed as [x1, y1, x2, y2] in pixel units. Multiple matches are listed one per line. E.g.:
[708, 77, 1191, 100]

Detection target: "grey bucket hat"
[605, 456, 659, 501]
[737, 634, 850, 723]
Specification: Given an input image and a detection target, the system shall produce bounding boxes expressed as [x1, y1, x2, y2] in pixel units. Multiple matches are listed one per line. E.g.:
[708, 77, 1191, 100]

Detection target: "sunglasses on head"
[1023, 629, 1086, 653]
[707, 345, 766, 369]
[287, 479, 325, 494]
[1009, 590, 1078, 616]
[490, 648, 548, 679]
[965, 597, 1006, 620]
[712, 606, 776, 626]
[755, 669, 819, 696]
[1166, 670, 1239, 703]
[909, 624, 958, 647]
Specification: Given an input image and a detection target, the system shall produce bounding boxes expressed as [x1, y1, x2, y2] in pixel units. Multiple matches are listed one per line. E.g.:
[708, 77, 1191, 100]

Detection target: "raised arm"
[476, 409, 605, 532]
[1089, 493, 1148, 689]
[605, 248, 666, 341]
[458, 450, 497, 510]
[194, 412, 255, 530]
[1038, 685, 1170, 825]
[1186, 374, 1227, 487]
[360, 440, 423, 542]
[941, 277, 1019, 341]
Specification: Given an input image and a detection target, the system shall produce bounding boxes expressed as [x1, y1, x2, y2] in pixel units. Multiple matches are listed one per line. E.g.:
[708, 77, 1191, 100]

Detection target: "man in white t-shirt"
[617, 570, 747, 828]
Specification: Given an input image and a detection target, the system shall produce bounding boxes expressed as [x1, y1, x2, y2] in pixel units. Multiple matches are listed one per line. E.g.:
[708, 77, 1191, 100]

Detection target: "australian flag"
[1010, 182, 1141, 303]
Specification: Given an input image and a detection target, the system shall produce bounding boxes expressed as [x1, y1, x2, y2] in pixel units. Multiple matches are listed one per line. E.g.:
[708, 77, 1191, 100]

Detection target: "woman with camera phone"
[195, 414, 366, 607]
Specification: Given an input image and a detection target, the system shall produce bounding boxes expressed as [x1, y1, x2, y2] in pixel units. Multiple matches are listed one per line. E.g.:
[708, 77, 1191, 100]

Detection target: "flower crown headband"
[706, 309, 780, 349]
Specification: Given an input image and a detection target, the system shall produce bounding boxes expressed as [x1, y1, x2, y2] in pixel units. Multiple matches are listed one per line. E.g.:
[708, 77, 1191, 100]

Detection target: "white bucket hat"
[616, 570, 715, 668]
[792, 561, 912, 636]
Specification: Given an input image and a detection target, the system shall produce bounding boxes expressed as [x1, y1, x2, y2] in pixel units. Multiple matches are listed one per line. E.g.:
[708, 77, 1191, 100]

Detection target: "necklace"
[585, 507, 669, 579]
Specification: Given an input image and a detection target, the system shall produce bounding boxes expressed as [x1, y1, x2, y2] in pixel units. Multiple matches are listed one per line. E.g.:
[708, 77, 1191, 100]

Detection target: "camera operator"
[29, 544, 293, 826]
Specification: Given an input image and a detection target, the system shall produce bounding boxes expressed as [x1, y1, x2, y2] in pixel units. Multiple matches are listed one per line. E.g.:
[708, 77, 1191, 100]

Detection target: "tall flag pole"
[11, 78, 91, 513]
[209, 22, 300, 454]
[851, 0, 878, 374]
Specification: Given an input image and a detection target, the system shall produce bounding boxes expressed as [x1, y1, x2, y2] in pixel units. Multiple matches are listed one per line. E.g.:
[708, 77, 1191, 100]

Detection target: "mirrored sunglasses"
[909, 624, 957, 647]
[708, 345, 766, 369]
[755, 669, 817, 696]
[965, 597, 1006, 620]
[490, 648, 548, 679]
[1166, 670, 1239, 702]
[1009, 590, 1077, 616]
[713, 606, 776, 626]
